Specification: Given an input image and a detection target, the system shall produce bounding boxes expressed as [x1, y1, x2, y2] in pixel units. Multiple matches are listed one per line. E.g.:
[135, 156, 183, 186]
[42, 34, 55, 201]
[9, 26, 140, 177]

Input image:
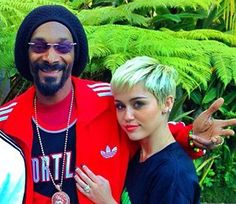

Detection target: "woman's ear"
[161, 96, 174, 114]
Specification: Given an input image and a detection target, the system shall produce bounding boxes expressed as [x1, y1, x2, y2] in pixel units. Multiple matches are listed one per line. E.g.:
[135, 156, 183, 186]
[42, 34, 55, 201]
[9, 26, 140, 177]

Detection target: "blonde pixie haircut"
[111, 56, 178, 106]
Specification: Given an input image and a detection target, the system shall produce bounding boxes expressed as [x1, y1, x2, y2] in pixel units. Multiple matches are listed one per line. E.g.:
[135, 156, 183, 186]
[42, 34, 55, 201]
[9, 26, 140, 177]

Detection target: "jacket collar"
[3, 77, 114, 138]
[72, 77, 114, 125]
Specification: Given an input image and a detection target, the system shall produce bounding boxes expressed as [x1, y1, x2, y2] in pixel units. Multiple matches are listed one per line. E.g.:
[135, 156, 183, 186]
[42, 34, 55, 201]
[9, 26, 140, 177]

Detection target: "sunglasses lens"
[55, 41, 73, 54]
[30, 41, 48, 53]
[29, 40, 75, 54]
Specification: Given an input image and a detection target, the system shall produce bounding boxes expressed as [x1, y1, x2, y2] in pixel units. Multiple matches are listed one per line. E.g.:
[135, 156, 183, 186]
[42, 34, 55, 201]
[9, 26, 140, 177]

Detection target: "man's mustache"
[33, 62, 67, 73]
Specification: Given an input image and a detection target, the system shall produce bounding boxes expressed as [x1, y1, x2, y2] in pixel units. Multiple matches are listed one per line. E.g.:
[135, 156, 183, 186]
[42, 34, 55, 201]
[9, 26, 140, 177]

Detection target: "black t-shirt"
[122, 142, 200, 204]
[31, 120, 78, 203]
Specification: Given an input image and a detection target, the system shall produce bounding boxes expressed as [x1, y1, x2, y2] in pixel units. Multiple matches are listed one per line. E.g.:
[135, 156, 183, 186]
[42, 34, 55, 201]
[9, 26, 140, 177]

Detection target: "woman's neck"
[139, 125, 175, 162]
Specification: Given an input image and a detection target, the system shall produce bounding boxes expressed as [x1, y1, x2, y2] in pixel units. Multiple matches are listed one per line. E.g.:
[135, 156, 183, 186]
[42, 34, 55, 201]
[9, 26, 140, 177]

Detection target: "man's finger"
[221, 119, 236, 128]
[190, 134, 212, 146]
[192, 140, 208, 149]
[204, 98, 224, 118]
[217, 128, 235, 137]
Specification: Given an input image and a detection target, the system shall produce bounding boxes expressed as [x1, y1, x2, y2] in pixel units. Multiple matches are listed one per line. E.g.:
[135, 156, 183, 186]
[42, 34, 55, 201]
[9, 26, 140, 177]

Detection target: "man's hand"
[191, 98, 236, 150]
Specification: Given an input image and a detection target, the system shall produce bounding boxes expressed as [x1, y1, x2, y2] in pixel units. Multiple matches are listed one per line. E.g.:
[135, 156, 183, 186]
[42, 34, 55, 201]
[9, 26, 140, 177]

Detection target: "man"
[0, 130, 25, 204]
[0, 5, 235, 204]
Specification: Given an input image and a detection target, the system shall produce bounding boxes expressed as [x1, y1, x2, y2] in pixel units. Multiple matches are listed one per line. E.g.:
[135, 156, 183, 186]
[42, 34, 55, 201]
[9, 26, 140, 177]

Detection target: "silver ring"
[211, 139, 218, 145]
[212, 136, 224, 148]
[83, 184, 91, 193]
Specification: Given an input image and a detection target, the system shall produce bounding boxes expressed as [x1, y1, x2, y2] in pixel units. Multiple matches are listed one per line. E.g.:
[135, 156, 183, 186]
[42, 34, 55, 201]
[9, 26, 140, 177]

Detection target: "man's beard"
[30, 62, 72, 96]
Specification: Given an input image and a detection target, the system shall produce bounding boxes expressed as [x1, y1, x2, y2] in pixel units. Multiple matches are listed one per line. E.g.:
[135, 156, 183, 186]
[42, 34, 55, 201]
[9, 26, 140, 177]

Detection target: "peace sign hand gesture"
[191, 98, 236, 150]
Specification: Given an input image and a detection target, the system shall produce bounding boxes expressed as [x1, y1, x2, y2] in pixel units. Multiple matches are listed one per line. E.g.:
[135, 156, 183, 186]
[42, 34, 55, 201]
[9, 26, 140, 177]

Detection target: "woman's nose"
[124, 108, 135, 122]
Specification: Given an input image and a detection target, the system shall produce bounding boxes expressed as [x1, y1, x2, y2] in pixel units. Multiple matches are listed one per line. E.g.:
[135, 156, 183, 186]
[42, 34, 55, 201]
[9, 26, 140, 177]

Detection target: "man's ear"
[161, 96, 174, 114]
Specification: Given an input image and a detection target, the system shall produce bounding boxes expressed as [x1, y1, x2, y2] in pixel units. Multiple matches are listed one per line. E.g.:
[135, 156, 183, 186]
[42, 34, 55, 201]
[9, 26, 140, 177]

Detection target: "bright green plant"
[196, 144, 236, 202]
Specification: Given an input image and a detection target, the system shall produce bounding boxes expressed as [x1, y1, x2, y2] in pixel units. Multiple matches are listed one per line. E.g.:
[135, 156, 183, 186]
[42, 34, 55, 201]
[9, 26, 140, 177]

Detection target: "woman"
[74, 56, 200, 204]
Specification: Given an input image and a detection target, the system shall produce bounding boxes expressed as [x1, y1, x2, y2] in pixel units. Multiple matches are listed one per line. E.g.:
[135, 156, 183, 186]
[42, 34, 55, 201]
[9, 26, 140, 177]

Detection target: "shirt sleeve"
[168, 122, 204, 159]
[0, 136, 25, 204]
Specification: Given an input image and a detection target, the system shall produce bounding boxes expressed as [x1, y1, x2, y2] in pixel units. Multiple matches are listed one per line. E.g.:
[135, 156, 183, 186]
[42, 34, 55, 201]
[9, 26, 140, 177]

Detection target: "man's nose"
[41, 47, 60, 64]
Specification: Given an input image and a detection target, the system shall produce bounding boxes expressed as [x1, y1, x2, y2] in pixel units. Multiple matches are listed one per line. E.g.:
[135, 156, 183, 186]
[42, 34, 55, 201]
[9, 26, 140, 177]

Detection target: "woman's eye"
[133, 101, 145, 109]
[115, 103, 125, 111]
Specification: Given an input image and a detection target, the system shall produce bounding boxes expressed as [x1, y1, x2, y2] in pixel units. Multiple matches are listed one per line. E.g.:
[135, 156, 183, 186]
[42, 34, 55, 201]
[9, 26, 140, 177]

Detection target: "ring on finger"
[213, 136, 224, 147]
[83, 184, 91, 193]
[211, 139, 217, 145]
[208, 116, 214, 123]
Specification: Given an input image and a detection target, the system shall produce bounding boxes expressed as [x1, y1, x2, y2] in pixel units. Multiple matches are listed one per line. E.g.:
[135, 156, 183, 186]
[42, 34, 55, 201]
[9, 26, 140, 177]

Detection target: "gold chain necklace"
[34, 87, 74, 204]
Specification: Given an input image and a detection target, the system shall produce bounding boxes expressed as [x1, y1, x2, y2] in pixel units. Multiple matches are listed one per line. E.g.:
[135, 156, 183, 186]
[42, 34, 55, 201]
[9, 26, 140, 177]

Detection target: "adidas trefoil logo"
[100, 145, 118, 158]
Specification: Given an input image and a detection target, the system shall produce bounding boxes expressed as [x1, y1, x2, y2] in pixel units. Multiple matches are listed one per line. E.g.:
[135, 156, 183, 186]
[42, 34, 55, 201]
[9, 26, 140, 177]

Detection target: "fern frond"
[161, 28, 236, 47]
[158, 56, 211, 92]
[103, 53, 129, 71]
[0, 0, 60, 28]
[85, 24, 236, 91]
[231, 56, 236, 84]
[85, 24, 222, 92]
[126, 0, 213, 12]
[211, 54, 232, 87]
[201, 40, 236, 86]
[77, 6, 148, 26]
[89, 42, 112, 58]
[77, 0, 214, 27]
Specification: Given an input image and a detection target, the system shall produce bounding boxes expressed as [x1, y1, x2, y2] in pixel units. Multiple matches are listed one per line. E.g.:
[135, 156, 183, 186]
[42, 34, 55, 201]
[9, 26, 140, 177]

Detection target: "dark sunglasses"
[28, 40, 77, 54]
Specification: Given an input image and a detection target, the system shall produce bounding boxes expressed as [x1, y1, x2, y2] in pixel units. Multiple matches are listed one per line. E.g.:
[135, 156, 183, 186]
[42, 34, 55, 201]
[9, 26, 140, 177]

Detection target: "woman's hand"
[74, 165, 117, 204]
[192, 98, 236, 149]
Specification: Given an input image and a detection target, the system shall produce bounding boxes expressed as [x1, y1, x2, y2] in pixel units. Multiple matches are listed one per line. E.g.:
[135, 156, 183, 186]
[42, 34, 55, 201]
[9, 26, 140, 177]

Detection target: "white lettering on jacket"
[32, 151, 73, 183]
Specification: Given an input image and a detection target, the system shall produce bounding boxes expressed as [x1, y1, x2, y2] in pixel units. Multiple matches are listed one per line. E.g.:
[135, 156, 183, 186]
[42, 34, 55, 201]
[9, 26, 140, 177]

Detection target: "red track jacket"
[0, 77, 202, 204]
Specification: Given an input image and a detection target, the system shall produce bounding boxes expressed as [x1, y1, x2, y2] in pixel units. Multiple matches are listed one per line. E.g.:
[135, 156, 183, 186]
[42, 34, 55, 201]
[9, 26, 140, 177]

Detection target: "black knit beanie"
[14, 5, 88, 81]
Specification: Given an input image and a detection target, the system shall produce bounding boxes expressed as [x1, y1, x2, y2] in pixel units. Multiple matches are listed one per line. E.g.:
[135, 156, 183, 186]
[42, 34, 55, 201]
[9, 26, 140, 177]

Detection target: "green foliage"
[77, 0, 214, 28]
[76, 0, 236, 32]
[0, 28, 15, 73]
[220, 89, 236, 118]
[194, 154, 220, 187]
[221, 0, 236, 31]
[84, 24, 236, 94]
[198, 144, 236, 202]
[161, 28, 236, 46]
[77, 6, 148, 26]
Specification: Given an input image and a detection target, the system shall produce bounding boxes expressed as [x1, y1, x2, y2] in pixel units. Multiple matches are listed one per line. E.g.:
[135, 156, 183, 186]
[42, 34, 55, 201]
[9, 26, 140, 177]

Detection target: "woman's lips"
[124, 124, 139, 132]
